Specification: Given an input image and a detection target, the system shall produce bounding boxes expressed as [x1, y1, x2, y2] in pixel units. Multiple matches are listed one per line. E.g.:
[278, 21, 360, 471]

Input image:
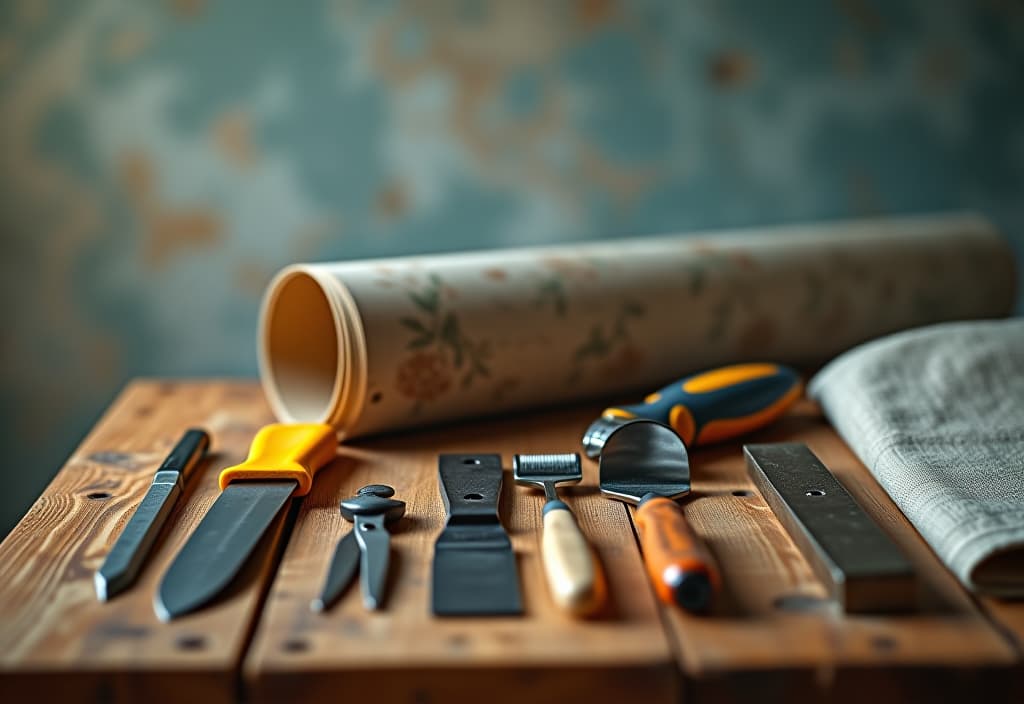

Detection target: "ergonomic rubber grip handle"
[540, 502, 606, 616]
[218, 423, 337, 496]
[602, 363, 802, 446]
[634, 495, 719, 612]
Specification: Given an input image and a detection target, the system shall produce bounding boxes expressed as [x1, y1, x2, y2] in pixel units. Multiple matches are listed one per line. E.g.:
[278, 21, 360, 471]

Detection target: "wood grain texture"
[2, 381, 1024, 704]
[243, 405, 678, 703]
[657, 400, 1023, 702]
[0, 381, 281, 703]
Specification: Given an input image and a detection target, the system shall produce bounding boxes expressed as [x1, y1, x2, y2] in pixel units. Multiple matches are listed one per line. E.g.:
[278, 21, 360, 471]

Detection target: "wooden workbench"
[0, 380, 1021, 702]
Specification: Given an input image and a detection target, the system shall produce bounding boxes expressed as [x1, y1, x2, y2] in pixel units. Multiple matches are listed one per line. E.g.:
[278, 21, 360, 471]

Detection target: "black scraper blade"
[431, 454, 522, 616]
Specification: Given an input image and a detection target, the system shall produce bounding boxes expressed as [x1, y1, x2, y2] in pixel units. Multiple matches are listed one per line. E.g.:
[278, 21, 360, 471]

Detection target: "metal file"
[95, 429, 209, 601]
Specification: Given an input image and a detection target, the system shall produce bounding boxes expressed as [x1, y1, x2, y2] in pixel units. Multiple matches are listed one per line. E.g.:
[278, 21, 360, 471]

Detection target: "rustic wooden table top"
[0, 380, 1022, 703]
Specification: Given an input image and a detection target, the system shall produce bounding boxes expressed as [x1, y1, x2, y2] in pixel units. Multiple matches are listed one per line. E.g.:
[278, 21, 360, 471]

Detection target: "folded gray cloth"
[809, 319, 1024, 596]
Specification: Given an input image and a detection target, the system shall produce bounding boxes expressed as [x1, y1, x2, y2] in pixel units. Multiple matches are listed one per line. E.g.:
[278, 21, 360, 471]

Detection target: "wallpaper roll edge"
[258, 265, 371, 434]
[259, 213, 1017, 438]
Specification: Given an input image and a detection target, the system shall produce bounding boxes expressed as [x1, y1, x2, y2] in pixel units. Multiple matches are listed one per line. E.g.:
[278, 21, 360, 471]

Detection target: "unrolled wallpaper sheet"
[259, 213, 1016, 438]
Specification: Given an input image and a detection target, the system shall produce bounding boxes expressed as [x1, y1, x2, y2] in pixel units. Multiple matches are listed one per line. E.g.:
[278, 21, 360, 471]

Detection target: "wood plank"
[0, 380, 282, 703]
[3, 380, 1023, 703]
[243, 404, 678, 704]
[659, 399, 1022, 701]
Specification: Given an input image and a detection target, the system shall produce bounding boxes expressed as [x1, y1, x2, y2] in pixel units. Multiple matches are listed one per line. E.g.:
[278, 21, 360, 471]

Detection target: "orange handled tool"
[599, 419, 720, 612]
[634, 495, 719, 610]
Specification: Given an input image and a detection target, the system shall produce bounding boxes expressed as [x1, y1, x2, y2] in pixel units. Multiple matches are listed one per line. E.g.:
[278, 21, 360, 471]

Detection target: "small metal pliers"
[312, 484, 406, 612]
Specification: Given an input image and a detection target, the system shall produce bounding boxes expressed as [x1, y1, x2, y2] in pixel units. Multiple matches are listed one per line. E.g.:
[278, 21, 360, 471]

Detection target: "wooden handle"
[634, 496, 718, 612]
[541, 503, 606, 616]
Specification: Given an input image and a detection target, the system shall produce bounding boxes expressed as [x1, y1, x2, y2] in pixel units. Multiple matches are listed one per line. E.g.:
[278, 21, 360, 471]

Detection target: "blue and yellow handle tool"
[582, 363, 803, 458]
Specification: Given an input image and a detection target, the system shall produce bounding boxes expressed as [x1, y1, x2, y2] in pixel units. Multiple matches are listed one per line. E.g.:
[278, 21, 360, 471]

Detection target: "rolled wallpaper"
[258, 213, 1016, 438]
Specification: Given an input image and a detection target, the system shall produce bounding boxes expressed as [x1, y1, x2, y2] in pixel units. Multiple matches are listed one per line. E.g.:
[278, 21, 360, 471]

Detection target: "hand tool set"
[94, 362, 915, 622]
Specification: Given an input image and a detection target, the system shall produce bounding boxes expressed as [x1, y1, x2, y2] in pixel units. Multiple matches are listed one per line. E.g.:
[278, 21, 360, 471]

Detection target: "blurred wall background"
[1, 0, 1022, 536]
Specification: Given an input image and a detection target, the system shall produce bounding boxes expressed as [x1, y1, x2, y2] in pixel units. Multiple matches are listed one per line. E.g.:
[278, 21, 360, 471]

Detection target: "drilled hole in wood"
[176, 635, 206, 651]
[370, 391, 383, 404]
[872, 635, 898, 652]
[447, 633, 469, 650]
[773, 594, 828, 612]
[87, 492, 111, 500]
[464, 493, 483, 501]
[805, 489, 826, 497]
[732, 490, 752, 497]
[283, 639, 310, 653]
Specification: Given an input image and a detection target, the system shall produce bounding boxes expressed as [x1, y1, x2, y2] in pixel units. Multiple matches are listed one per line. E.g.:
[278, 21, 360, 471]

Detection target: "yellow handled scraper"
[155, 423, 336, 621]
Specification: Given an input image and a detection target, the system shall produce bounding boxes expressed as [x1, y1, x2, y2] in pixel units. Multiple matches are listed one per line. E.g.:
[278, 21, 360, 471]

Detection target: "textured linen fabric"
[809, 319, 1024, 595]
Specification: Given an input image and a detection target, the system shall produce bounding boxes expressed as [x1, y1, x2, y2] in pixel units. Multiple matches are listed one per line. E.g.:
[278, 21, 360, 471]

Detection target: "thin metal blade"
[311, 531, 359, 612]
[599, 420, 690, 503]
[154, 481, 296, 621]
[95, 482, 179, 601]
[355, 516, 390, 610]
[431, 547, 522, 616]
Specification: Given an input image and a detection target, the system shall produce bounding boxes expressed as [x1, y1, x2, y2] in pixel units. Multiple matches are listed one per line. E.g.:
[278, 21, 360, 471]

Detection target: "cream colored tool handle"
[541, 504, 606, 616]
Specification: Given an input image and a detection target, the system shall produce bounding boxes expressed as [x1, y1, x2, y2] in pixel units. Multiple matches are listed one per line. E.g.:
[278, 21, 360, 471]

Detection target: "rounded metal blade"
[598, 420, 690, 503]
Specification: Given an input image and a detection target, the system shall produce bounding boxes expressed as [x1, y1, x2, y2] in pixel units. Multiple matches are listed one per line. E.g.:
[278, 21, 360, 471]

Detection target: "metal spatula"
[431, 454, 522, 616]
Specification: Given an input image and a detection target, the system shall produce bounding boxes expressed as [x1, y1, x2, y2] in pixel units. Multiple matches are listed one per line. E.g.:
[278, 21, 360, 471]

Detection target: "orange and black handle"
[634, 494, 720, 612]
[602, 363, 802, 447]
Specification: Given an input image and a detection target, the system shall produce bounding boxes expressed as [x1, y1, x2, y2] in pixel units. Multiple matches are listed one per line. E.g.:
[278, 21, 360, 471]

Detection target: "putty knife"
[155, 423, 336, 620]
[431, 454, 522, 616]
[599, 419, 720, 612]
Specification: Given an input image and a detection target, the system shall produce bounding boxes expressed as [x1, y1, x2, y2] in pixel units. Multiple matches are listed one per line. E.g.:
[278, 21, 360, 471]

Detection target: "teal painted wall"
[1, 0, 1022, 534]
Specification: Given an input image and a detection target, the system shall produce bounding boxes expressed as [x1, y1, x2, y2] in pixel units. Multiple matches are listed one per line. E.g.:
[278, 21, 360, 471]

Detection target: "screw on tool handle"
[540, 502, 606, 616]
[634, 495, 719, 612]
[437, 454, 503, 522]
[160, 429, 210, 482]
